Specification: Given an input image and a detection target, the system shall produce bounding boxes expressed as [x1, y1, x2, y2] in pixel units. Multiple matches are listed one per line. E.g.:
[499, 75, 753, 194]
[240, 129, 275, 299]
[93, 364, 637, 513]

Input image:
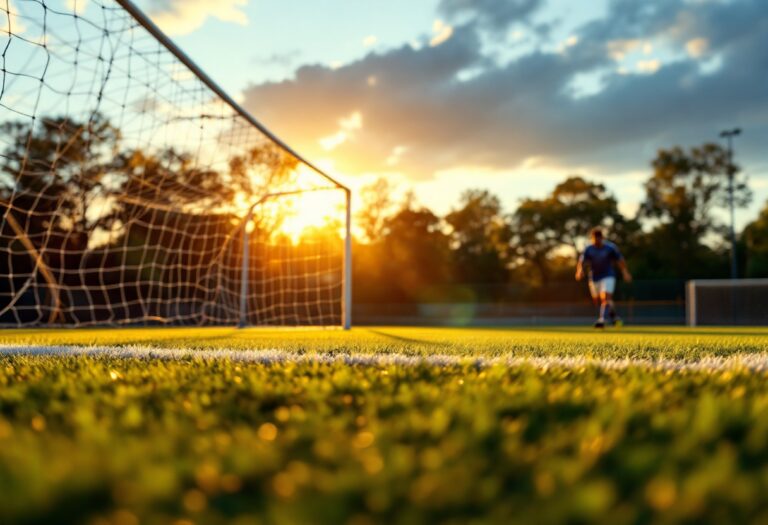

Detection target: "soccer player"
[575, 228, 632, 328]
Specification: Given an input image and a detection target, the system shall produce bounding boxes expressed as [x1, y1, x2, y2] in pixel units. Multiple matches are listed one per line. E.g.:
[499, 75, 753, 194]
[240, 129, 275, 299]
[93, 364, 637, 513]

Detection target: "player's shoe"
[593, 320, 605, 329]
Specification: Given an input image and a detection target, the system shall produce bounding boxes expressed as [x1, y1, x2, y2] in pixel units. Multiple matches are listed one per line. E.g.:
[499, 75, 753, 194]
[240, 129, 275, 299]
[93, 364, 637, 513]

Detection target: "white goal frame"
[118, 0, 352, 330]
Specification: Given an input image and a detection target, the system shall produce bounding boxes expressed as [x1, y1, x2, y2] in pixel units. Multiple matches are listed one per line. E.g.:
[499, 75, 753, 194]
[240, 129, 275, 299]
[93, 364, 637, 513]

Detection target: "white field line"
[0, 345, 768, 373]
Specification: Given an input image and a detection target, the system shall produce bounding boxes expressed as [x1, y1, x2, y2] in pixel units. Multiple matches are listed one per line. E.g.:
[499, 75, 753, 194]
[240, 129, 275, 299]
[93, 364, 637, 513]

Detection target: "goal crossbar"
[115, 0, 348, 193]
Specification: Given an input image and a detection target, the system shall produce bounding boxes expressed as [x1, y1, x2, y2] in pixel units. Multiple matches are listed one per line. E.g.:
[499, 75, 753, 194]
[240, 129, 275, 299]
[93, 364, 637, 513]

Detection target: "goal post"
[0, 0, 352, 328]
[343, 187, 353, 331]
[686, 279, 768, 326]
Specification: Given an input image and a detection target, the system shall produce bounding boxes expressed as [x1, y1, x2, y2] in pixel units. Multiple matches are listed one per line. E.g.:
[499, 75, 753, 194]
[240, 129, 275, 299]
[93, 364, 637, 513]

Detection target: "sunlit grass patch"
[0, 325, 766, 358]
[0, 326, 767, 524]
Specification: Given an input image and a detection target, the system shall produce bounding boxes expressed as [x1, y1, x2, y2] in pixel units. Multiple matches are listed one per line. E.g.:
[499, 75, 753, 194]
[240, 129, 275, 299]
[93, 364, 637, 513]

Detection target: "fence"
[353, 280, 687, 326]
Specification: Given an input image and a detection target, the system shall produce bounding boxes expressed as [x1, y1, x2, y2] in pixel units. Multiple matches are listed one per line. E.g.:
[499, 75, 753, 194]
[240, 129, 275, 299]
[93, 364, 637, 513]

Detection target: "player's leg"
[601, 291, 612, 321]
[592, 279, 606, 328]
[601, 278, 622, 326]
[588, 280, 600, 305]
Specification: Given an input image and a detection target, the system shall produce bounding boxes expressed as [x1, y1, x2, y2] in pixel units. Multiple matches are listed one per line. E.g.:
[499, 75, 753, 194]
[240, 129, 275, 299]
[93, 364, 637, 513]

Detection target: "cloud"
[438, 0, 543, 33]
[65, 0, 88, 15]
[145, 0, 248, 36]
[319, 132, 347, 151]
[430, 20, 454, 47]
[241, 0, 768, 181]
[607, 39, 644, 61]
[319, 111, 363, 151]
[6, 0, 27, 34]
[253, 50, 302, 67]
[340, 112, 363, 131]
[686, 37, 709, 58]
[556, 35, 579, 54]
[386, 146, 409, 167]
[635, 58, 661, 74]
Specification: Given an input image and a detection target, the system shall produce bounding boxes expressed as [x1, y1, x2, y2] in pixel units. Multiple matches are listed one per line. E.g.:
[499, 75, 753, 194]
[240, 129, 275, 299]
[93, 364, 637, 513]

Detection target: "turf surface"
[1, 325, 767, 358]
[0, 326, 767, 524]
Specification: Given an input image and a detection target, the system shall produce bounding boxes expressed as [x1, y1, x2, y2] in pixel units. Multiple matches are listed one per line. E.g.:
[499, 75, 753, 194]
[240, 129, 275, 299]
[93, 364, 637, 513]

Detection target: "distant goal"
[0, 0, 351, 328]
[686, 279, 768, 326]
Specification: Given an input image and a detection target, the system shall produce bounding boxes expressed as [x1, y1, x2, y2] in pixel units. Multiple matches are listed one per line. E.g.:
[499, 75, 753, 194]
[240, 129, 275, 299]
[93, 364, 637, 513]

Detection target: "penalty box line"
[0, 345, 768, 373]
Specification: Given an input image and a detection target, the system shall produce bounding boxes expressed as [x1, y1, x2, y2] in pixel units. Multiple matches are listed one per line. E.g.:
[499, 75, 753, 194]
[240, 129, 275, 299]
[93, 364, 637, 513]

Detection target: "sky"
[103, 0, 768, 227]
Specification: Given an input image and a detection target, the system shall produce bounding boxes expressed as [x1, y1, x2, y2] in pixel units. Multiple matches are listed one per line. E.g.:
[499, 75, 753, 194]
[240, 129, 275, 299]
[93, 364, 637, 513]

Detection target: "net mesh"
[0, 0, 347, 327]
[687, 280, 768, 326]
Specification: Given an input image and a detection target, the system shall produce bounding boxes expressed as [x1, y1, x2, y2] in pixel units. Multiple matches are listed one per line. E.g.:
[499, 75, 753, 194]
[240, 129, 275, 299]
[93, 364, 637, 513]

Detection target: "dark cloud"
[579, 0, 685, 43]
[252, 50, 302, 67]
[437, 0, 544, 33]
[241, 0, 768, 180]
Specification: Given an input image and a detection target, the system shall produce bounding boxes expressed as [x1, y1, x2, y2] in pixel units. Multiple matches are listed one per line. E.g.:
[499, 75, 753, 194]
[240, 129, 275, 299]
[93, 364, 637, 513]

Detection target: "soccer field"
[1, 326, 768, 524]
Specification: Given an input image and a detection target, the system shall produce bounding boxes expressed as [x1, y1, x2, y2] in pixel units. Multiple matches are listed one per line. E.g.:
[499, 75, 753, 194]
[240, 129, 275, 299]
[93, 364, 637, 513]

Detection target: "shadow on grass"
[366, 328, 446, 348]
[0, 326, 244, 348]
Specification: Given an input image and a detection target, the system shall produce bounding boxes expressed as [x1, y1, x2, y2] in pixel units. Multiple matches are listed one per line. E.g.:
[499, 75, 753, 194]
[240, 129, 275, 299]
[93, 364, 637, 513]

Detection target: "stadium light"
[719, 128, 742, 280]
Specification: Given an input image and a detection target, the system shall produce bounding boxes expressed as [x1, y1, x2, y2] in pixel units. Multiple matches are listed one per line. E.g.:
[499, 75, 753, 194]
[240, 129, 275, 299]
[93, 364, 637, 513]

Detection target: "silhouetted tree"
[228, 143, 298, 199]
[445, 189, 511, 285]
[742, 200, 768, 277]
[118, 148, 226, 209]
[550, 177, 627, 253]
[638, 143, 750, 278]
[378, 200, 453, 302]
[512, 176, 628, 283]
[356, 177, 396, 243]
[0, 115, 122, 236]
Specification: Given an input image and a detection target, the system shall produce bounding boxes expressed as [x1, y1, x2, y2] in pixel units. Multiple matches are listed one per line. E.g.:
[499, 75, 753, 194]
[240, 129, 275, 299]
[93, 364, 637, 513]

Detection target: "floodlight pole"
[720, 128, 741, 280]
[342, 188, 353, 330]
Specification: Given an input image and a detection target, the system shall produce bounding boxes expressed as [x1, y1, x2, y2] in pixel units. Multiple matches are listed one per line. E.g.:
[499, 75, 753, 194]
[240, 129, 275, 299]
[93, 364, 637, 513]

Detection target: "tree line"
[3, 114, 767, 314]
[353, 143, 766, 304]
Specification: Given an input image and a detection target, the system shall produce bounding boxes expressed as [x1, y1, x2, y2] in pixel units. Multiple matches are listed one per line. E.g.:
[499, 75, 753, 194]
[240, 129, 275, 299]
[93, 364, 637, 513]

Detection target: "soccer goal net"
[0, 0, 351, 328]
[686, 279, 768, 326]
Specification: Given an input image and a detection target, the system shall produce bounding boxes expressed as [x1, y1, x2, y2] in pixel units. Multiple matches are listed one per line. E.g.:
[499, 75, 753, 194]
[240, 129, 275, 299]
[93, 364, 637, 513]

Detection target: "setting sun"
[274, 189, 346, 243]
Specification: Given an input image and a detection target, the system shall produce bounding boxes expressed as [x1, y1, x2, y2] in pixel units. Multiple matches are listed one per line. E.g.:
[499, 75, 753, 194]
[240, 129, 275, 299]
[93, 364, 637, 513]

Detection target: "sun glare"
[277, 191, 345, 243]
[233, 158, 348, 243]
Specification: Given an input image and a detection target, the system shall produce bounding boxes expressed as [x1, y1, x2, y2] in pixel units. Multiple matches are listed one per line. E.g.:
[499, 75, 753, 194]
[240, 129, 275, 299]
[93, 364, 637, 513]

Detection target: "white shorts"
[589, 277, 616, 297]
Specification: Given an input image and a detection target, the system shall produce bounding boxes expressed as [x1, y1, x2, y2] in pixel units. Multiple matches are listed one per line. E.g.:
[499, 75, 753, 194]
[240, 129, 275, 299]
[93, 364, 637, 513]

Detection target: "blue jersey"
[580, 242, 623, 281]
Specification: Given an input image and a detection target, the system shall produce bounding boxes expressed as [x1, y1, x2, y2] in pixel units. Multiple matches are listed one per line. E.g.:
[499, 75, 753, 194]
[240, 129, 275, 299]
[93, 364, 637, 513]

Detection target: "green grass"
[0, 327, 767, 524]
[1, 325, 767, 358]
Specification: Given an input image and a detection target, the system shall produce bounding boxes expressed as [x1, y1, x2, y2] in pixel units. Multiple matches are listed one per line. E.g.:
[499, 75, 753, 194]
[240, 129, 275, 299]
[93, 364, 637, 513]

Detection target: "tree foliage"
[356, 177, 396, 243]
[743, 202, 768, 278]
[641, 143, 751, 239]
[511, 176, 626, 283]
[445, 189, 511, 284]
[0, 115, 121, 235]
[1, 117, 763, 307]
[638, 144, 751, 278]
[380, 202, 453, 301]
